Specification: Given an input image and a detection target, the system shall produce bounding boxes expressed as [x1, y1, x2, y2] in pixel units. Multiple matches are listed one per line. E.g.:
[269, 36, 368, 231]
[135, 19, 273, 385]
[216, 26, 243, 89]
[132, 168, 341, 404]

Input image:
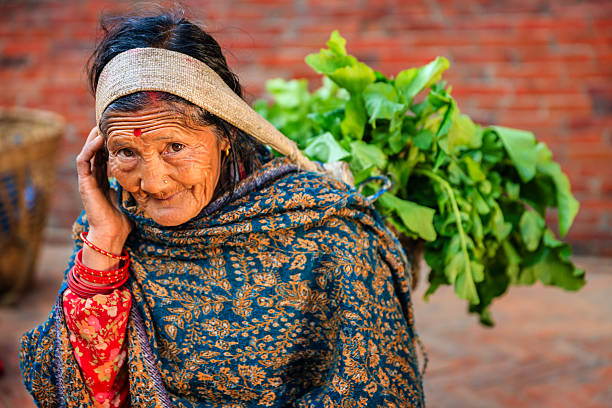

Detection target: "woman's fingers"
[76, 127, 109, 212]
[85, 125, 99, 143]
[76, 132, 104, 178]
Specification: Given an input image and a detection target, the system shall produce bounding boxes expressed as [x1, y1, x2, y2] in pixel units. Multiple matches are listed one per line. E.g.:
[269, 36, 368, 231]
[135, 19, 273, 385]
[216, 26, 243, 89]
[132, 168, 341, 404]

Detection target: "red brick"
[516, 16, 588, 31]
[452, 53, 515, 65]
[496, 67, 562, 82]
[593, 19, 612, 31]
[579, 199, 612, 212]
[497, 111, 565, 129]
[550, 2, 612, 18]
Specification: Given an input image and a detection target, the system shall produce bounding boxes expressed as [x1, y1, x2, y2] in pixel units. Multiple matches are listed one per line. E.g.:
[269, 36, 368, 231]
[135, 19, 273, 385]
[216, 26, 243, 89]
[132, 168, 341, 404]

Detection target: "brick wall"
[1, 0, 610, 254]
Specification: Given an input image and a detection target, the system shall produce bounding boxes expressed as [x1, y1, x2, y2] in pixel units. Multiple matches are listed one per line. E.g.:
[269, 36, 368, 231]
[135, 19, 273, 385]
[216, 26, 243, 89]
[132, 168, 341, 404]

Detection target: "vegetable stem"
[414, 168, 473, 288]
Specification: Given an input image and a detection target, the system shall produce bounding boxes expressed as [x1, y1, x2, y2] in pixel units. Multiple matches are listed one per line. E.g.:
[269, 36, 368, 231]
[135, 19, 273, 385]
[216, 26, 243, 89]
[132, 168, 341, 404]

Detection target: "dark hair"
[87, 7, 270, 202]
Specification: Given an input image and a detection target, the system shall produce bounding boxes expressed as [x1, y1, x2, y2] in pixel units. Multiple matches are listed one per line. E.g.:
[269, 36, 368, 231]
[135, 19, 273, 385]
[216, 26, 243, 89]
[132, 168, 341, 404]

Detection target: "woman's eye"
[117, 148, 135, 157]
[168, 143, 185, 153]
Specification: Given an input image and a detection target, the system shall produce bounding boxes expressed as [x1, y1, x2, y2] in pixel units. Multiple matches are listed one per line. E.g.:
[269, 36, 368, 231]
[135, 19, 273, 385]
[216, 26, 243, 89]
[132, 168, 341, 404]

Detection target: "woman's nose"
[139, 155, 170, 194]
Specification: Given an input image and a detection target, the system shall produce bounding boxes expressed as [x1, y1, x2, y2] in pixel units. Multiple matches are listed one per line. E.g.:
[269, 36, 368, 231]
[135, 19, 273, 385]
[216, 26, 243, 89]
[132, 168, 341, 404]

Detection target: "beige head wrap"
[95, 47, 321, 171]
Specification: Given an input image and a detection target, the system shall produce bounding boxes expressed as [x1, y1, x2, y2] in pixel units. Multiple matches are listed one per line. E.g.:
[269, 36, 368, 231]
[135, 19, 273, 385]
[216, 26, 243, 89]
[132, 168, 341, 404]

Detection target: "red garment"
[62, 287, 132, 407]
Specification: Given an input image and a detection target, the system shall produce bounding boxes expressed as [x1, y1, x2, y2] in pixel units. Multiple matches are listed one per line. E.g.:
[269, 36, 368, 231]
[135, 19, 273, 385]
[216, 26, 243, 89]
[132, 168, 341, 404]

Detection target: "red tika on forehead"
[146, 91, 161, 102]
[133, 128, 142, 137]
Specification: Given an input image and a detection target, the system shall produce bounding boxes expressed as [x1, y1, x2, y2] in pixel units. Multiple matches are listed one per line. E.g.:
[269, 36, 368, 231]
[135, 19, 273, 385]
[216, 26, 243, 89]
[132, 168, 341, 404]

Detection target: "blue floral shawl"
[20, 157, 425, 407]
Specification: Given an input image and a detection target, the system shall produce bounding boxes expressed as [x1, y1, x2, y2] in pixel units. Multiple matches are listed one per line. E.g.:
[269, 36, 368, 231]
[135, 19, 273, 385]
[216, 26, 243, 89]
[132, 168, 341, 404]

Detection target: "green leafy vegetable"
[303, 132, 350, 163]
[255, 30, 584, 325]
[491, 126, 537, 182]
[379, 193, 437, 241]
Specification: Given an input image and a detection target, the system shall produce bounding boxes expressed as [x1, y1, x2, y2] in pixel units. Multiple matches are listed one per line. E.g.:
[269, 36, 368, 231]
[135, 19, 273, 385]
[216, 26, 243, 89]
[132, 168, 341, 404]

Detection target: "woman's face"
[105, 106, 229, 226]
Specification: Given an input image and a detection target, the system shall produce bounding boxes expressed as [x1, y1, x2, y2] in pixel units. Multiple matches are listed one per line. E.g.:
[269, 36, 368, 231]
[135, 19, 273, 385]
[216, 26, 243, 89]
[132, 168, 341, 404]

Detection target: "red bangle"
[67, 266, 129, 298]
[67, 248, 130, 297]
[67, 274, 96, 298]
[74, 268, 125, 285]
[67, 269, 105, 297]
[75, 250, 126, 277]
[73, 249, 128, 285]
[72, 268, 129, 291]
[80, 231, 129, 261]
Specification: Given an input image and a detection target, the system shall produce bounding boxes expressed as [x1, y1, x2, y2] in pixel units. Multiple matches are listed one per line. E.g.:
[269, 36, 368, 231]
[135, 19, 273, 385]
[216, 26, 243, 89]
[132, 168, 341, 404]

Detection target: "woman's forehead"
[105, 107, 182, 127]
[104, 107, 213, 140]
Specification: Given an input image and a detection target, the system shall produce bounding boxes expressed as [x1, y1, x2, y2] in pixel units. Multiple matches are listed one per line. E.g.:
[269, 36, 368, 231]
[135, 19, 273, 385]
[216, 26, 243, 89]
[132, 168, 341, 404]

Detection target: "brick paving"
[0, 243, 610, 407]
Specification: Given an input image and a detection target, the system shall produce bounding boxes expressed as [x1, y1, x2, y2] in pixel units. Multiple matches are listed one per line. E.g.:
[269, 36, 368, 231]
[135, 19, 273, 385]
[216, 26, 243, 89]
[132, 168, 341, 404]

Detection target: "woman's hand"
[76, 126, 132, 272]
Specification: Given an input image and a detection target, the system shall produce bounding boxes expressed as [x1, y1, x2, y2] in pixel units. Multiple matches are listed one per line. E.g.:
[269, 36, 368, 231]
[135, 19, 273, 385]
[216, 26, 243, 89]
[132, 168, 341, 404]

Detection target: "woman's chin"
[147, 207, 198, 226]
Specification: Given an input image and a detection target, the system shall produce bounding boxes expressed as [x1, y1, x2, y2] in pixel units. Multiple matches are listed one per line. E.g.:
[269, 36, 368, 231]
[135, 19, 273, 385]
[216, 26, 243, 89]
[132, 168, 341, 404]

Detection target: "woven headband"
[95, 47, 317, 171]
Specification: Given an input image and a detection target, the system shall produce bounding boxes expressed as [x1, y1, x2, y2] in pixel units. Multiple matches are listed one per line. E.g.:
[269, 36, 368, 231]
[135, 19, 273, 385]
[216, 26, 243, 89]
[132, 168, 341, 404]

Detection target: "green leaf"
[266, 78, 310, 109]
[503, 240, 522, 266]
[362, 82, 408, 153]
[449, 112, 482, 150]
[444, 251, 464, 283]
[395, 57, 450, 104]
[471, 260, 485, 282]
[340, 95, 367, 140]
[505, 180, 520, 200]
[463, 156, 486, 183]
[394, 68, 417, 102]
[427, 85, 452, 109]
[436, 101, 456, 139]
[330, 62, 377, 95]
[305, 51, 352, 76]
[423, 267, 447, 301]
[523, 248, 585, 291]
[307, 108, 343, 136]
[387, 159, 413, 188]
[412, 129, 434, 150]
[352, 166, 375, 185]
[490, 204, 512, 240]
[379, 193, 437, 241]
[306, 30, 375, 95]
[386, 128, 409, 155]
[363, 82, 406, 123]
[471, 189, 489, 214]
[305, 31, 356, 75]
[433, 149, 449, 171]
[349, 140, 387, 171]
[327, 30, 348, 56]
[491, 126, 538, 182]
[303, 132, 351, 163]
[478, 308, 494, 327]
[519, 211, 545, 251]
[455, 267, 480, 305]
[471, 208, 484, 245]
[542, 228, 563, 248]
[448, 161, 472, 186]
[536, 146, 580, 237]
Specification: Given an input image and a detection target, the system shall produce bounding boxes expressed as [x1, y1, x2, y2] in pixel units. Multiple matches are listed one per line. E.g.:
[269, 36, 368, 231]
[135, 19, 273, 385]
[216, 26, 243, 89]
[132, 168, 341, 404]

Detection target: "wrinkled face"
[105, 107, 228, 226]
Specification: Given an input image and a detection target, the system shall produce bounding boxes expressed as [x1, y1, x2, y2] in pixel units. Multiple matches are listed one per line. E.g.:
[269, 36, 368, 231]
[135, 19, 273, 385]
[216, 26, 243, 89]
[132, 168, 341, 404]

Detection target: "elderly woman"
[20, 10, 425, 408]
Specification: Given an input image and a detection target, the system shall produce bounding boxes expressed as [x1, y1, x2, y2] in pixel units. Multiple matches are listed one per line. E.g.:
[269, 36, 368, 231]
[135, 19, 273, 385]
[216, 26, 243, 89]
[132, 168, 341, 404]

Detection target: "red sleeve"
[62, 287, 131, 407]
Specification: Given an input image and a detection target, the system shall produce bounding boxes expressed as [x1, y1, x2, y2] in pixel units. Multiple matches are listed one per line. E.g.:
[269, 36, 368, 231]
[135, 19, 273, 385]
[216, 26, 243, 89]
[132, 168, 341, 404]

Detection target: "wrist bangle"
[74, 266, 126, 285]
[67, 265, 129, 298]
[67, 247, 130, 297]
[80, 231, 129, 261]
[73, 249, 129, 285]
[75, 249, 125, 277]
[72, 267, 129, 291]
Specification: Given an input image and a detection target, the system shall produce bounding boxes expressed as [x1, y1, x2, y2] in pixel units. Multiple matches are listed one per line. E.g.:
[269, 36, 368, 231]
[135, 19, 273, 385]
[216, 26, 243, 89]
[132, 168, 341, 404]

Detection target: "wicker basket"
[0, 107, 64, 304]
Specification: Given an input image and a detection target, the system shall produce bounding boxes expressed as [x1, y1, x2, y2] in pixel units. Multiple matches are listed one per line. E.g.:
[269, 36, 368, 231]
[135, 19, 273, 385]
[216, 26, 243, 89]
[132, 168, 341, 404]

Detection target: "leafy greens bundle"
[254, 30, 585, 325]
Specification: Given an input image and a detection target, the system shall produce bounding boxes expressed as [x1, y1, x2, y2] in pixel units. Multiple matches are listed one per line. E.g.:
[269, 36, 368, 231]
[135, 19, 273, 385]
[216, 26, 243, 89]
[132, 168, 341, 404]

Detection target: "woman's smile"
[151, 189, 184, 202]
